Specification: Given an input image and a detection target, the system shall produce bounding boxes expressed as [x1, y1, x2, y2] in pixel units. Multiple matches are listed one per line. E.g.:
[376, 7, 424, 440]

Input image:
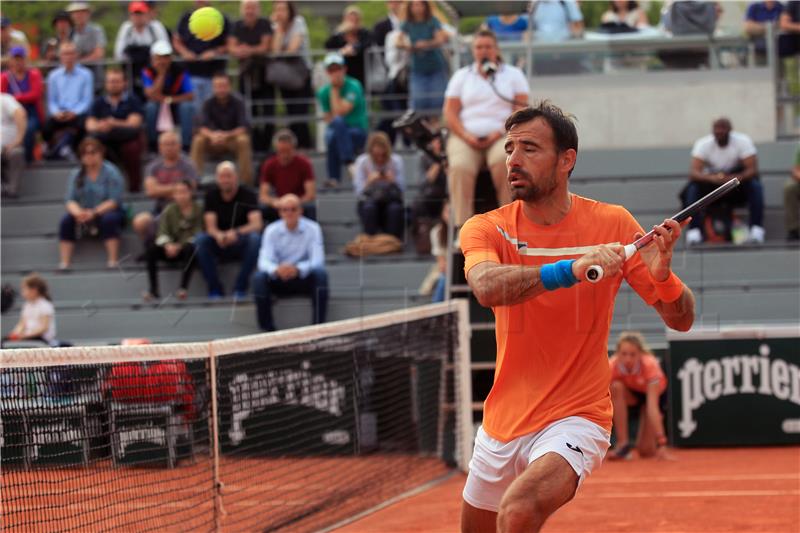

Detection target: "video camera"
[391, 110, 447, 166]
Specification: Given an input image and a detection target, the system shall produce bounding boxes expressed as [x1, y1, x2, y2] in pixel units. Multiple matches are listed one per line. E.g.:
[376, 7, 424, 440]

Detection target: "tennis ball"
[189, 6, 224, 41]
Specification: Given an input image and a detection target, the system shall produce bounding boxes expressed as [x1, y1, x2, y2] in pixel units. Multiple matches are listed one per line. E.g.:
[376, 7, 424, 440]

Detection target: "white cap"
[150, 40, 173, 56]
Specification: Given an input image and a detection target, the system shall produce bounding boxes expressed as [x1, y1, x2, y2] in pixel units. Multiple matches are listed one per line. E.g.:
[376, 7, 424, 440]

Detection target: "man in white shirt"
[0, 93, 26, 198]
[253, 194, 328, 331]
[443, 29, 529, 226]
[684, 117, 764, 245]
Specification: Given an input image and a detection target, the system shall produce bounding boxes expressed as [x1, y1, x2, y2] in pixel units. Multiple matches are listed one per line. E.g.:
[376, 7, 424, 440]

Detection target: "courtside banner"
[666, 325, 800, 447]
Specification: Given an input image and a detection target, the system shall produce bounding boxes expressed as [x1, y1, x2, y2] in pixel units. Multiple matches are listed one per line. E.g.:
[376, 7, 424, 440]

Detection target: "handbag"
[266, 57, 310, 92]
[359, 179, 403, 205]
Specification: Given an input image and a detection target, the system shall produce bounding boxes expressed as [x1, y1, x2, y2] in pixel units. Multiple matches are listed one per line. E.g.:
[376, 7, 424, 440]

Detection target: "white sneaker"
[747, 225, 765, 244]
[685, 228, 703, 246]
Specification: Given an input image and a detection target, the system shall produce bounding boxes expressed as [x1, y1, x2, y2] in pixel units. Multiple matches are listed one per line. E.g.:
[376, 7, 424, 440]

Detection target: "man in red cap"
[114, 1, 169, 98]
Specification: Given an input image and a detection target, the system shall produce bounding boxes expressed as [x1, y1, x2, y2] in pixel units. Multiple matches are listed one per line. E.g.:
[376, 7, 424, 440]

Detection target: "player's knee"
[497, 497, 543, 533]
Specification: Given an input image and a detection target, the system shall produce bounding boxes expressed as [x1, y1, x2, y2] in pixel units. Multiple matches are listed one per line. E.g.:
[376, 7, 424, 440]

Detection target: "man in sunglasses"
[253, 194, 328, 331]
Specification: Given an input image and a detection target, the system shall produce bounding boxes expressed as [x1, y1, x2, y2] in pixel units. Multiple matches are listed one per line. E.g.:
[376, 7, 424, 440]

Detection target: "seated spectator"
[86, 68, 145, 192]
[0, 16, 30, 69]
[660, 1, 720, 69]
[59, 137, 125, 269]
[410, 136, 447, 254]
[229, 0, 273, 149]
[66, 2, 107, 62]
[325, 5, 372, 87]
[114, 1, 169, 98]
[269, 0, 313, 149]
[1, 47, 43, 163]
[397, 1, 450, 118]
[195, 161, 262, 299]
[142, 40, 195, 152]
[683, 118, 764, 246]
[443, 29, 528, 227]
[779, 1, 800, 58]
[258, 129, 316, 223]
[784, 143, 800, 241]
[607, 332, 670, 460]
[43, 41, 93, 161]
[0, 93, 26, 198]
[174, 1, 230, 108]
[132, 131, 198, 248]
[253, 194, 327, 331]
[4, 274, 57, 347]
[317, 52, 368, 186]
[354, 131, 405, 240]
[144, 179, 202, 301]
[484, 13, 529, 41]
[41, 11, 73, 62]
[191, 73, 253, 184]
[601, 1, 650, 29]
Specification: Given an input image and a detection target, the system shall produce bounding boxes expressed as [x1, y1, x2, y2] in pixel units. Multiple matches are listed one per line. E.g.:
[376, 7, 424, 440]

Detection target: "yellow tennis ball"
[189, 6, 224, 41]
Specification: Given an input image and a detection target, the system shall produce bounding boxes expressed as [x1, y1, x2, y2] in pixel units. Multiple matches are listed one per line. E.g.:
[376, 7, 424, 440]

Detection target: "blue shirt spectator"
[258, 216, 324, 279]
[46, 63, 93, 116]
[65, 159, 124, 208]
[745, 1, 783, 23]
[485, 14, 529, 41]
[532, 0, 584, 42]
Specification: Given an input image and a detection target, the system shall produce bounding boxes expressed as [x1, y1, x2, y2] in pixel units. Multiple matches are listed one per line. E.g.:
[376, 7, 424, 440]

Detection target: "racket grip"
[585, 244, 638, 284]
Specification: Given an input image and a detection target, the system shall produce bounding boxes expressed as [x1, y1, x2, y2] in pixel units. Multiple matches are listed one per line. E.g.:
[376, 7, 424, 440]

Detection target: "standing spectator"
[398, 0, 450, 118]
[253, 194, 328, 331]
[374, 1, 409, 144]
[114, 1, 170, 98]
[683, 118, 764, 246]
[317, 52, 368, 187]
[4, 274, 57, 347]
[132, 131, 198, 249]
[443, 29, 529, 227]
[86, 68, 145, 192]
[1, 47, 44, 163]
[142, 41, 195, 152]
[41, 11, 74, 62]
[784, 143, 800, 241]
[43, 41, 94, 161]
[325, 5, 372, 87]
[607, 332, 670, 460]
[66, 2, 107, 62]
[195, 161, 262, 299]
[269, 0, 313, 149]
[0, 16, 30, 68]
[58, 137, 125, 269]
[258, 129, 316, 222]
[531, 0, 584, 41]
[0, 93, 26, 199]
[353, 131, 405, 240]
[173, 0, 230, 109]
[144, 180, 202, 301]
[485, 12, 530, 41]
[229, 0, 273, 149]
[190, 73, 253, 184]
[744, 1, 783, 60]
[601, 1, 650, 29]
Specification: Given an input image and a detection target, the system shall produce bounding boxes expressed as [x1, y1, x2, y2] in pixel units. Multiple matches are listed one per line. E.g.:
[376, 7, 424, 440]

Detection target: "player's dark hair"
[505, 101, 579, 176]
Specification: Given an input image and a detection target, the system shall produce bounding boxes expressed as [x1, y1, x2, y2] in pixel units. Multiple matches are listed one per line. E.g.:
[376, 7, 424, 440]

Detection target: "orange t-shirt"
[608, 354, 667, 394]
[461, 195, 665, 442]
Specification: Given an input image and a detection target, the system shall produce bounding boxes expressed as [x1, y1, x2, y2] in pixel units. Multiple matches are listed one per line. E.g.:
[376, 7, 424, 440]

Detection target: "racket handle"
[585, 244, 638, 284]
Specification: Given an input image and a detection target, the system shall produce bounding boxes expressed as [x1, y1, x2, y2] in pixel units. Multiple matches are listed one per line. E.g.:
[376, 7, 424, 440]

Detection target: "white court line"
[585, 489, 800, 498]
[590, 473, 800, 484]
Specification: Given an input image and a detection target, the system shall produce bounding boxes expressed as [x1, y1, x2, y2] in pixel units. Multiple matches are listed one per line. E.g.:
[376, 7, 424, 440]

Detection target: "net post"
[207, 341, 223, 531]
[454, 299, 473, 472]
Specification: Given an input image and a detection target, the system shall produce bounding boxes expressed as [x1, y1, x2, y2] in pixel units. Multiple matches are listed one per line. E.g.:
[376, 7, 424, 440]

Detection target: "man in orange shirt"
[607, 331, 669, 460]
[460, 102, 696, 533]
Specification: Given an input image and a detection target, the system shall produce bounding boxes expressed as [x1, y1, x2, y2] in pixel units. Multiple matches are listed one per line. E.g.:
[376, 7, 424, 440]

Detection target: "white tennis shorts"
[462, 416, 611, 512]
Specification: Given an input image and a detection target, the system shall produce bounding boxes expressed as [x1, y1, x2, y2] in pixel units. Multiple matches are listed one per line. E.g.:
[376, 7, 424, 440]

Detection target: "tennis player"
[460, 102, 696, 533]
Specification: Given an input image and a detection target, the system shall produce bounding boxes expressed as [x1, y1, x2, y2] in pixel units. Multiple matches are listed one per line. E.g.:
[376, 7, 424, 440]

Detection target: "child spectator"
[5, 274, 57, 347]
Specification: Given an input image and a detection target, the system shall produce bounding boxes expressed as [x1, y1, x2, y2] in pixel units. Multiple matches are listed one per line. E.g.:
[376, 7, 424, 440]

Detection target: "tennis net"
[0, 301, 472, 532]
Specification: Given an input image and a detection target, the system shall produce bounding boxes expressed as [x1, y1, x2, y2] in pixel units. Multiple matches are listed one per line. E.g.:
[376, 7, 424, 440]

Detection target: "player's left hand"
[635, 218, 688, 282]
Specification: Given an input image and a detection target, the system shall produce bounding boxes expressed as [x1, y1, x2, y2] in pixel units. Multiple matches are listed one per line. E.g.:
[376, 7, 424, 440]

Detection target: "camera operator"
[443, 28, 528, 227]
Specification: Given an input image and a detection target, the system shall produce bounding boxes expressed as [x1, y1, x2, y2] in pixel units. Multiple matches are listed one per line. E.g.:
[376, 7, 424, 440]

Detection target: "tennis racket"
[585, 178, 741, 283]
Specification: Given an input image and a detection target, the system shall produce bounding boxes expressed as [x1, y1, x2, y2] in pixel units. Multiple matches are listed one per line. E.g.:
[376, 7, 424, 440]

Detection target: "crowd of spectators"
[0, 0, 799, 333]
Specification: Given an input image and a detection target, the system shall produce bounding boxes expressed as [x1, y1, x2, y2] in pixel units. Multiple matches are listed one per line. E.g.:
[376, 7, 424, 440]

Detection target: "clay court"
[337, 447, 800, 533]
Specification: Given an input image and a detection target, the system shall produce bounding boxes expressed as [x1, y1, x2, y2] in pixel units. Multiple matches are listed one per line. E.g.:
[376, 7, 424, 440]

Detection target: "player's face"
[617, 341, 641, 371]
[504, 118, 562, 202]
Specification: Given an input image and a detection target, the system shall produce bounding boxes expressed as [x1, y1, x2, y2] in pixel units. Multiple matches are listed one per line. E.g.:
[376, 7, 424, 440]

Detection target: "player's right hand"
[572, 244, 626, 282]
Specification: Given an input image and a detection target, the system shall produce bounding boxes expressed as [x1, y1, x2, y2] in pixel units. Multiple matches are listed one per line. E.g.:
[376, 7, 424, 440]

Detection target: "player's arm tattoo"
[467, 261, 548, 307]
[653, 285, 695, 332]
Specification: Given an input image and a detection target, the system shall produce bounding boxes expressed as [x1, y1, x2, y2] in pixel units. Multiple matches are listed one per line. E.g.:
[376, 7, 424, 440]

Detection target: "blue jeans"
[191, 76, 213, 111]
[432, 273, 446, 303]
[683, 178, 764, 231]
[194, 231, 261, 296]
[253, 268, 329, 331]
[324, 117, 366, 182]
[59, 210, 124, 241]
[23, 109, 40, 163]
[145, 101, 195, 150]
[409, 69, 448, 115]
[358, 198, 405, 239]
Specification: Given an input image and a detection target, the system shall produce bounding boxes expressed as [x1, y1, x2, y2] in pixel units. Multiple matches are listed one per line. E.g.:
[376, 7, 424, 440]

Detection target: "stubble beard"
[509, 167, 559, 203]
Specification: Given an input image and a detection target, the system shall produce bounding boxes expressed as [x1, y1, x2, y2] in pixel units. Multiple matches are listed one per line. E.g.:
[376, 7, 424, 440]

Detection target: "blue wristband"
[540, 260, 578, 291]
